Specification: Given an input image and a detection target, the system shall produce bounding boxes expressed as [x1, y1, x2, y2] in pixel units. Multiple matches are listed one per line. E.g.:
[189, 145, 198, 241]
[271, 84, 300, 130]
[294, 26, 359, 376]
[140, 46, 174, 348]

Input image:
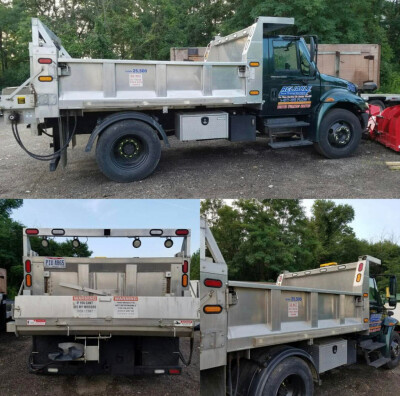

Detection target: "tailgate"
[12, 295, 199, 336]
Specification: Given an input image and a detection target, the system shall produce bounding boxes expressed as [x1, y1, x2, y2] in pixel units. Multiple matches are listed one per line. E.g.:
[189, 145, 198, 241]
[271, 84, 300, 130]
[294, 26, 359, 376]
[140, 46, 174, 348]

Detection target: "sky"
[302, 199, 400, 243]
[11, 200, 200, 257]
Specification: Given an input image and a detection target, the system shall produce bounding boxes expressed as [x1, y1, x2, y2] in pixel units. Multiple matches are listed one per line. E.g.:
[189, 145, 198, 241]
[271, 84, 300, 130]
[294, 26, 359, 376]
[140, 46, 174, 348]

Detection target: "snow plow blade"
[369, 104, 400, 152]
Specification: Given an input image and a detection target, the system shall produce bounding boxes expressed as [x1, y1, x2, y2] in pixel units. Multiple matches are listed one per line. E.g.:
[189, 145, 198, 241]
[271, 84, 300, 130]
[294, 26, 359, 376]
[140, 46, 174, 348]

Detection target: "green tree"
[202, 199, 320, 282]
[0, 199, 92, 298]
[190, 249, 200, 280]
[309, 199, 366, 264]
[0, 199, 24, 298]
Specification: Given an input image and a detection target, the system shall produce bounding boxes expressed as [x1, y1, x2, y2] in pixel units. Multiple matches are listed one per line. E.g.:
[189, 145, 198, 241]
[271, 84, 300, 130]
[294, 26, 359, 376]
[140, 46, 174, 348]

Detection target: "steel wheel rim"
[276, 374, 306, 396]
[111, 135, 149, 169]
[391, 338, 400, 360]
[327, 121, 353, 148]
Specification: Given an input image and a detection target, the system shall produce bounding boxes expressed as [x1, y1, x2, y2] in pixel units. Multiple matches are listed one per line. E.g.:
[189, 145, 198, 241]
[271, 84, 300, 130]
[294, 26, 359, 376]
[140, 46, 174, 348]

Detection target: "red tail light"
[38, 58, 52, 64]
[25, 260, 32, 273]
[358, 263, 364, 272]
[182, 260, 189, 273]
[26, 228, 39, 235]
[175, 229, 189, 236]
[204, 279, 222, 288]
[169, 369, 181, 375]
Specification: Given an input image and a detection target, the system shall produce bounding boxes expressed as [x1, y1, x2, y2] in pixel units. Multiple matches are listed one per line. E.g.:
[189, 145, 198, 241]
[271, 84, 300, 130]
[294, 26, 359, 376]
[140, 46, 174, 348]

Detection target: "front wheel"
[314, 108, 362, 159]
[260, 357, 314, 396]
[96, 119, 161, 182]
[384, 331, 400, 369]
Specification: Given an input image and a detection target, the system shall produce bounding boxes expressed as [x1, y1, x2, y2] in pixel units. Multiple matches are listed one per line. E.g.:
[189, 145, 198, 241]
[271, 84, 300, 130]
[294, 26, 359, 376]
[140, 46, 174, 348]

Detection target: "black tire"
[95, 119, 161, 182]
[261, 357, 314, 396]
[369, 99, 386, 112]
[314, 108, 362, 159]
[384, 331, 400, 369]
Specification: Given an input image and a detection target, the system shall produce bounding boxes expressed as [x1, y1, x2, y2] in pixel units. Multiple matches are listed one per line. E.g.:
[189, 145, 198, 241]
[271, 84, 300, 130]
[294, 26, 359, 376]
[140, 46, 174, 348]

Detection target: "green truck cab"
[260, 34, 369, 158]
[366, 275, 400, 368]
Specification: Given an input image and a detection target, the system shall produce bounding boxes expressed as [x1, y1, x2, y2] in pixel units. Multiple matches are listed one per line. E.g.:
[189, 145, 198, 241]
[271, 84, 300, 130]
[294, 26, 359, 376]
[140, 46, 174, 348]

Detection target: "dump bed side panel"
[226, 260, 370, 352]
[57, 59, 256, 111]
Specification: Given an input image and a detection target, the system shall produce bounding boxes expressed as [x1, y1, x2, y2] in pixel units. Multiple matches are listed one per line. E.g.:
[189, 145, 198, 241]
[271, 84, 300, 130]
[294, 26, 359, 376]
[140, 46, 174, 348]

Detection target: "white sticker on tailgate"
[27, 319, 46, 326]
[44, 257, 66, 269]
[113, 296, 139, 318]
[72, 296, 98, 318]
[173, 320, 194, 327]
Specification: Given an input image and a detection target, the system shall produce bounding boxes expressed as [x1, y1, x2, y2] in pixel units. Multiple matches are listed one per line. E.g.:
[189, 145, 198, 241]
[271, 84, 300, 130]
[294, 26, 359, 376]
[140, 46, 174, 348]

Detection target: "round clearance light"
[72, 238, 80, 248]
[41, 237, 49, 248]
[164, 238, 173, 248]
[132, 238, 141, 248]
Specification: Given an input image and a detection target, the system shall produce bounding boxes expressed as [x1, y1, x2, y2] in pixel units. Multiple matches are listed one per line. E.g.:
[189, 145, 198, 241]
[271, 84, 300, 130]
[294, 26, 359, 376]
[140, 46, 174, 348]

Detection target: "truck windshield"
[369, 277, 382, 306]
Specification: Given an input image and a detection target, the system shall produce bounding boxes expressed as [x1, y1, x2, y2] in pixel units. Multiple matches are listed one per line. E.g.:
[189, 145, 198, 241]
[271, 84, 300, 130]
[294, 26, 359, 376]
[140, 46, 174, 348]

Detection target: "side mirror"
[388, 275, 397, 308]
[388, 298, 397, 308]
[389, 275, 397, 296]
[309, 63, 316, 77]
[309, 37, 315, 64]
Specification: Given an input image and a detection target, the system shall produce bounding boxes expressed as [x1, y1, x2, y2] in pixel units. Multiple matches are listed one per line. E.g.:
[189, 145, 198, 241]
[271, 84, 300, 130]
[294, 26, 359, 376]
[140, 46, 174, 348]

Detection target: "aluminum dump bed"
[0, 17, 294, 119]
[10, 228, 199, 337]
[227, 260, 369, 352]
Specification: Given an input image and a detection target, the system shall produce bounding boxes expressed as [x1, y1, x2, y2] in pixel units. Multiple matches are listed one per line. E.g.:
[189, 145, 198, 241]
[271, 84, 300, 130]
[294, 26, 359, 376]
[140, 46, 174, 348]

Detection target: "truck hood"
[320, 73, 358, 94]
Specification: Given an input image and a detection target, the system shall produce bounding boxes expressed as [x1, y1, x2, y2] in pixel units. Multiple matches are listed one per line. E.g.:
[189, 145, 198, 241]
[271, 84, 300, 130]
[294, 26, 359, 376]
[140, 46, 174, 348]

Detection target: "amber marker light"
[203, 305, 223, 314]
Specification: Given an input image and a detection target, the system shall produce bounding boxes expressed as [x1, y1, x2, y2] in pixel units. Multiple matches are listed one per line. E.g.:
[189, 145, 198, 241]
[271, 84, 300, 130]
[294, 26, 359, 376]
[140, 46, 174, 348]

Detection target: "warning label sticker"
[288, 301, 299, 317]
[129, 73, 143, 87]
[173, 320, 194, 327]
[44, 257, 66, 269]
[72, 296, 98, 318]
[113, 296, 139, 318]
[27, 319, 46, 326]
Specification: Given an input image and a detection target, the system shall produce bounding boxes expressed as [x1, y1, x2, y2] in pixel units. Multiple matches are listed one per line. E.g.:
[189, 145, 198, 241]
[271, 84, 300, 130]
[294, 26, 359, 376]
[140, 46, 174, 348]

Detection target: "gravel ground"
[315, 359, 400, 395]
[0, 332, 200, 396]
[1, 120, 400, 199]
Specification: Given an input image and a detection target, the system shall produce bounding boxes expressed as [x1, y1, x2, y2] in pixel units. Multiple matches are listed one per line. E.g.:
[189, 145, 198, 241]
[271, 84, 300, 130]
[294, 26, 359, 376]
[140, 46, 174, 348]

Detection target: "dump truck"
[0, 17, 369, 182]
[0, 268, 7, 331]
[7, 227, 199, 375]
[199, 219, 400, 396]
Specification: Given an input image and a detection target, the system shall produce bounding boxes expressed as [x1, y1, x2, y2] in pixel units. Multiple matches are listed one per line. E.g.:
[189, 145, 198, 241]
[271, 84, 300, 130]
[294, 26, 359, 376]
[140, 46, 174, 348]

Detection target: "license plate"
[44, 257, 66, 269]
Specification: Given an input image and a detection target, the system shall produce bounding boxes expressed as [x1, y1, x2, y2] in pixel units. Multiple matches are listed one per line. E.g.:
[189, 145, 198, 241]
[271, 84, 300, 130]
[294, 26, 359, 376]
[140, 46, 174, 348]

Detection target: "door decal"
[278, 85, 312, 110]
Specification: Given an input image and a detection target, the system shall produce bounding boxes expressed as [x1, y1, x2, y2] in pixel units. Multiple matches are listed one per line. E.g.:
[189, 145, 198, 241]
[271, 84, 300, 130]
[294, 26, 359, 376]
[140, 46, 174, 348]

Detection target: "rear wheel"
[96, 119, 161, 182]
[384, 331, 400, 369]
[314, 109, 362, 158]
[261, 357, 314, 396]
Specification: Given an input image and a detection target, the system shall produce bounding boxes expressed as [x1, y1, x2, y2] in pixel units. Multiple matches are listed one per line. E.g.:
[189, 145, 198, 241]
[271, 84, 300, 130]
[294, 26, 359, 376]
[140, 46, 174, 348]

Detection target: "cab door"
[262, 37, 321, 117]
